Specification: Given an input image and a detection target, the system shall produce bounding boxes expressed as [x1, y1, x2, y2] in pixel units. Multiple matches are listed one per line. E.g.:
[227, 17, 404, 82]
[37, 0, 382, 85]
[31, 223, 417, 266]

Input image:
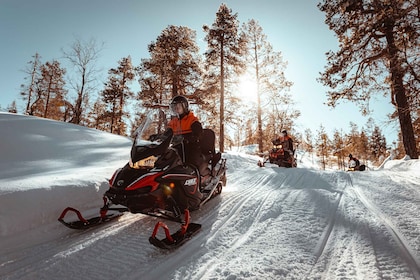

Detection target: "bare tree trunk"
[385, 22, 418, 159]
[219, 42, 225, 153]
[253, 43, 263, 153]
[26, 53, 39, 115]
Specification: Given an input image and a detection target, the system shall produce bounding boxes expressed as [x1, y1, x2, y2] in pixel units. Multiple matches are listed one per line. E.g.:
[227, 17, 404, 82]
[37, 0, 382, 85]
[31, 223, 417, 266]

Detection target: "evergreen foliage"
[9, 3, 419, 167]
[101, 57, 135, 135]
[203, 3, 246, 152]
[318, 0, 419, 158]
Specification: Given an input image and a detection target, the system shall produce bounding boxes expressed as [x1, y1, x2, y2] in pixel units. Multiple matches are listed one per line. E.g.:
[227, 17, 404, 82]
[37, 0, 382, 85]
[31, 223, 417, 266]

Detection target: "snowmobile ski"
[149, 210, 201, 250]
[58, 206, 124, 230]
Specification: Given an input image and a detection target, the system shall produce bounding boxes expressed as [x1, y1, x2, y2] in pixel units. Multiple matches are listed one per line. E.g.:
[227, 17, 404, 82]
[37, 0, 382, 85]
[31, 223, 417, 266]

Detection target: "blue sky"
[0, 0, 398, 144]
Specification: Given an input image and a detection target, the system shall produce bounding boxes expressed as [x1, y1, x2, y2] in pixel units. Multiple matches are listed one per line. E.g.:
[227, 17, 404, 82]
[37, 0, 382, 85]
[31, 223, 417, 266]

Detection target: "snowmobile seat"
[200, 129, 220, 167]
[200, 129, 216, 155]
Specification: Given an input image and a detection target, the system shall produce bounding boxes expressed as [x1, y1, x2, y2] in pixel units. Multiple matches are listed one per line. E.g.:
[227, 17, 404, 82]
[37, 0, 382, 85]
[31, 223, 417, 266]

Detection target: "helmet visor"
[170, 102, 185, 116]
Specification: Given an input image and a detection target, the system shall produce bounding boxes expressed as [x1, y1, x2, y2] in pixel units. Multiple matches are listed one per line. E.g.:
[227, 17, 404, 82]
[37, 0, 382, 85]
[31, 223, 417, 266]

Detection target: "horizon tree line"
[5, 2, 419, 160]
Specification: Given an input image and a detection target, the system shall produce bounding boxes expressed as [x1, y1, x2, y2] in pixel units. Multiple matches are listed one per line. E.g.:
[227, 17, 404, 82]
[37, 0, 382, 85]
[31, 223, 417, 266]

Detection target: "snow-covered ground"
[1, 112, 419, 280]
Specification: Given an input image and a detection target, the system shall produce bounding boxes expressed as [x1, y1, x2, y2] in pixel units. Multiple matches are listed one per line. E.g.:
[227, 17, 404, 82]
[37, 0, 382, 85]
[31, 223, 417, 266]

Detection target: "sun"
[237, 74, 258, 103]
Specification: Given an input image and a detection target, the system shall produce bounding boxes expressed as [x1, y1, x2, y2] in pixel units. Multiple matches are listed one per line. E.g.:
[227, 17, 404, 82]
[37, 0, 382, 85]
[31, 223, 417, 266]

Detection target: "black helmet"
[349, 154, 353, 158]
[170, 95, 189, 117]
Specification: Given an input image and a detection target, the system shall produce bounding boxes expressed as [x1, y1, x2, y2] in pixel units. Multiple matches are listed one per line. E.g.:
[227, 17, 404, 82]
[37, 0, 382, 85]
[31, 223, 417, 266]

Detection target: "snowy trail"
[353, 185, 420, 278]
[1, 152, 419, 279]
[308, 170, 420, 280]
[1, 214, 147, 279]
[1, 113, 419, 280]
[351, 171, 420, 279]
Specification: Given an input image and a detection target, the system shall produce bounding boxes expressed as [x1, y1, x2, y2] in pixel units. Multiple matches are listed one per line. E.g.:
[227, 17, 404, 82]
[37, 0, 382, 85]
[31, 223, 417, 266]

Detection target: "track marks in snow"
[0, 213, 148, 280]
[352, 185, 420, 279]
[308, 171, 420, 280]
[307, 176, 382, 279]
[179, 167, 346, 280]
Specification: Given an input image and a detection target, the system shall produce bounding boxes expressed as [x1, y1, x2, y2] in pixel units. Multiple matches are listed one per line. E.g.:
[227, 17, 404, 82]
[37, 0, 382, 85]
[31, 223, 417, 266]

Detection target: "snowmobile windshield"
[132, 107, 187, 147]
[129, 107, 173, 168]
[133, 108, 170, 146]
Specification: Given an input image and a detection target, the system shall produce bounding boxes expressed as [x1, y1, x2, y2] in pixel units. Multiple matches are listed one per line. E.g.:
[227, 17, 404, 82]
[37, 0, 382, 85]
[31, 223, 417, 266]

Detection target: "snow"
[0, 112, 419, 280]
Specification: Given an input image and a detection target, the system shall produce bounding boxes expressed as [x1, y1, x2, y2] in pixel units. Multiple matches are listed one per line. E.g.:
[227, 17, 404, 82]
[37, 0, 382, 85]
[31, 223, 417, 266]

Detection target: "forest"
[3, 1, 419, 168]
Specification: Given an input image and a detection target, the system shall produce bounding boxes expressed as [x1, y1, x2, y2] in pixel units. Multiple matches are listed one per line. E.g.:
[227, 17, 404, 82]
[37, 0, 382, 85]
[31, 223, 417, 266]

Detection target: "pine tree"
[86, 97, 108, 131]
[137, 25, 202, 106]
[31, 60, 67, 120]
[332, 129, 346, 170]
[101, 57, 135, 135]
[241, 19, 294, 153]
[316, 125, 330, 170]
[203, 3, 246, 152]
[346, 122, 357, 154]
[20, 53, 41, 115]
[303, 129, 314, 153]
[359, 130, 369, 162]
[370, 126, 387, 163]
[318, 0, 419, 159]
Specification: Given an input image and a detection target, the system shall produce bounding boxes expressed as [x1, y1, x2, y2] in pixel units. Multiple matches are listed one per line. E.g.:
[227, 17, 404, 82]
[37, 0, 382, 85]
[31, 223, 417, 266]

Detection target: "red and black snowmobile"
[258, 139, 297, 168]
[58, 107, 227, 249]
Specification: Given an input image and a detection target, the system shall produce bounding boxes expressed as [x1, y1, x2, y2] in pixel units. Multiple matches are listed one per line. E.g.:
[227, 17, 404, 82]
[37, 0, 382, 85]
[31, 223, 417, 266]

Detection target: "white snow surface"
[1, 112, 419, 280]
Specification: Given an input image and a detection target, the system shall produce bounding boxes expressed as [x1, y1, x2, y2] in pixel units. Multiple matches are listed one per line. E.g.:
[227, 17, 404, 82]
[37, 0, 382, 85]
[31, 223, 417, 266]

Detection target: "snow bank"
[0, 113, 132, 237]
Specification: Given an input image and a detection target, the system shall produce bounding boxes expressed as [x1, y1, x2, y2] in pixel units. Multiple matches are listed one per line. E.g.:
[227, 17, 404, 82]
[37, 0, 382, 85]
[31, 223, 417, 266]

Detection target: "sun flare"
[237, 74, 258, 103]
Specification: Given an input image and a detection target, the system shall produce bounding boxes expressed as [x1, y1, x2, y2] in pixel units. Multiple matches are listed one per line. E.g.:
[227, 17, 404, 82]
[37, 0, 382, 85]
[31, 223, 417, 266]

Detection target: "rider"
[278, 129, 295, 166]
[348, 154, 360, 170]
[167, 95, 203, 168]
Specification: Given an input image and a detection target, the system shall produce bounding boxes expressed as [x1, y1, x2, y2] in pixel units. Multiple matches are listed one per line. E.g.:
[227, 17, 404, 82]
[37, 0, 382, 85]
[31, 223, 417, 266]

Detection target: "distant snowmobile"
[58, 107, 227, 249]
[347, 154, 366, 171]
[347, 159, 366, 171]
[258, 139, 297, 168]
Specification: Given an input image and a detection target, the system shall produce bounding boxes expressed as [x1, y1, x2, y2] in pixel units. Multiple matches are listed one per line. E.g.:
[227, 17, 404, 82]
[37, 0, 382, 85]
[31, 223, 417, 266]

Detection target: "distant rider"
[348, 154, 360, 170]
[167, 95, 203, 167]
[278, 129, 295, 166]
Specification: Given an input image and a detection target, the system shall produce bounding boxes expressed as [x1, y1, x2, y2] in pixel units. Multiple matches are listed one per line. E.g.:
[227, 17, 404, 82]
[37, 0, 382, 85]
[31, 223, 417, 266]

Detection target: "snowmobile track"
[303, 171, 420, 279]
[305, 172, 350, 279]
[352, 184, 420, 279]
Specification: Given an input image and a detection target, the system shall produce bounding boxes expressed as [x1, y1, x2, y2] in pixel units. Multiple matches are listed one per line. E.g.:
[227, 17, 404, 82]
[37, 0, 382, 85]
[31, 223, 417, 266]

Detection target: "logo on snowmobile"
[184, 178, 197, 186]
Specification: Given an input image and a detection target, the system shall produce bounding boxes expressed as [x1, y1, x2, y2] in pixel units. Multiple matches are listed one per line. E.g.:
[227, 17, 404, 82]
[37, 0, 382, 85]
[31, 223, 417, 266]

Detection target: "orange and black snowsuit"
[278, 135, 293, 153]
[168, 111, 203, 166]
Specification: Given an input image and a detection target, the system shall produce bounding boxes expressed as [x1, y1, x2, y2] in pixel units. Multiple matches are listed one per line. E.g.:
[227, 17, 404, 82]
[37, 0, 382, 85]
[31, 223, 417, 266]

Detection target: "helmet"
[170, 95, 189, 117]
[281, 129, 287, 135]
[349, 154, 353, 158]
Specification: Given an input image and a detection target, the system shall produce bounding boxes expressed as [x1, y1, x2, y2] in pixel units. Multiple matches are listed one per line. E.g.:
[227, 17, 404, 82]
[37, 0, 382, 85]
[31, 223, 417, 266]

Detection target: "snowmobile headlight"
[130, 155, 158, 169]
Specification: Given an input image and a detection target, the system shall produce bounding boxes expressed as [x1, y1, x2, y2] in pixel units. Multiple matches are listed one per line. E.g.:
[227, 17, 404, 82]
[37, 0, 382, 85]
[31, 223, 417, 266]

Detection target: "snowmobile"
[347, 159, 366, 171]
[58, 107, 227, 249]
[258, 139, 297, 168]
